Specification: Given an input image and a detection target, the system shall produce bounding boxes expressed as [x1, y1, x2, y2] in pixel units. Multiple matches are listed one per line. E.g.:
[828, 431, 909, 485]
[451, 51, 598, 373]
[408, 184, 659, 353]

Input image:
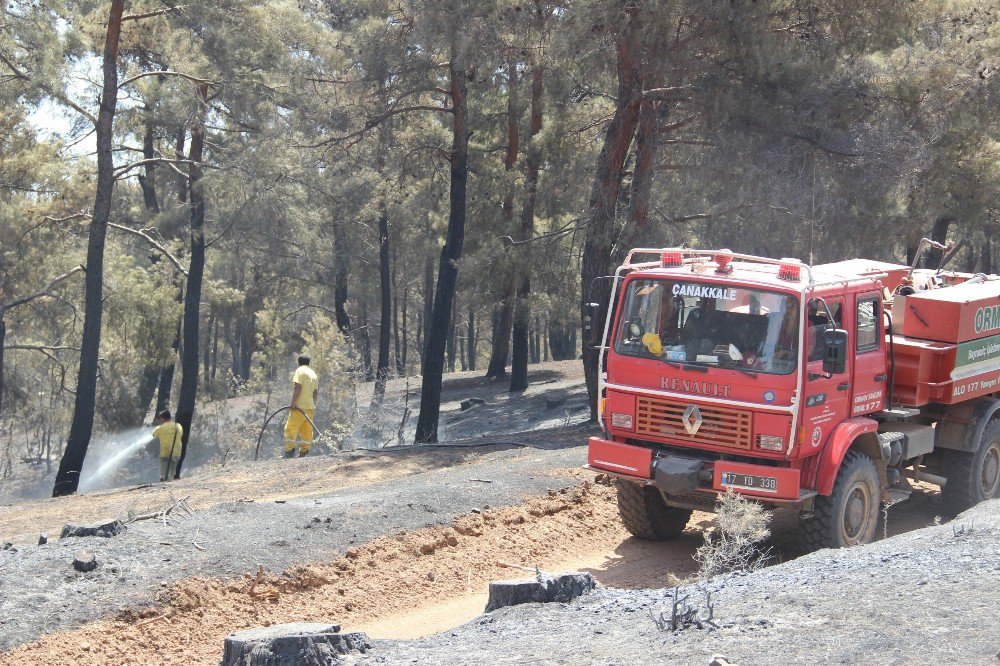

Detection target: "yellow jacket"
[152, 421, 183, 459]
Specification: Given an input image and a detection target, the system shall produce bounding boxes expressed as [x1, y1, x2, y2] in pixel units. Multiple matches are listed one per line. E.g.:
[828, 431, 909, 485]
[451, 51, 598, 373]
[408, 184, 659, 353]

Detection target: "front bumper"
[586, 436, 813, 509]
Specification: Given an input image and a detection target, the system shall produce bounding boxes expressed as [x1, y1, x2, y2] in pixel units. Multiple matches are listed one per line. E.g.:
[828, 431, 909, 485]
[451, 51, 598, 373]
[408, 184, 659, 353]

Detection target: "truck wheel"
[616, 480, 692, 541]
[800, 451, 881, 551]
[941, 420, 1000, 516]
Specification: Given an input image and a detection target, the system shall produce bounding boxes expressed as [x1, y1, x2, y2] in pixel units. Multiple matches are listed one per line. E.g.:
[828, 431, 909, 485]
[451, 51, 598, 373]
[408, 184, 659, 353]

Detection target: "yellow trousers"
[284, 408, 315, 454]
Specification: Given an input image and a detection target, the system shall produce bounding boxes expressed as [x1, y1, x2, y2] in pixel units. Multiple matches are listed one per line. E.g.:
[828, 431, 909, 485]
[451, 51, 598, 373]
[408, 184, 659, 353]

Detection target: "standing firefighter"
[152, 410, 182, 482]
[284, 354, 318, 458]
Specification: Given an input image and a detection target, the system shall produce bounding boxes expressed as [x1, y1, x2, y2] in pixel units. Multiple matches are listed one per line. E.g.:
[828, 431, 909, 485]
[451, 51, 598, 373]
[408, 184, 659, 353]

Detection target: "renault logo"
[681, 404, 703, 435]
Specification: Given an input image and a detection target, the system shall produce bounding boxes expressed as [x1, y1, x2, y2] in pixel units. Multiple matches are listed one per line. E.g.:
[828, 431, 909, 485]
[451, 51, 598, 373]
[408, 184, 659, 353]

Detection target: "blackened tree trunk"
[486, 59, 520, 380]
[392, 254, 402, 375]
[173, 84, 209, 480]
[421, 212, 435, 373]
[371, 120, 392, 409]
[202, 311, 214, 390]
[332, 214, 352, 336]
[53, 0, 126, 497]
[357, 311, 374, 380]
[620, 74, 663, 253]
[414, 39, 469, 444]
[510, 63, 543, 392]
[466, 302, 476, 371]
[155, 298, 181, 416]
[983, 228, 993, 274]
[446, 295, 457, 373]
[580, 7, 642, 421]
[371, 203, 392, 407]
[400, 282, 409, 372]
[138, 117, 160, 214]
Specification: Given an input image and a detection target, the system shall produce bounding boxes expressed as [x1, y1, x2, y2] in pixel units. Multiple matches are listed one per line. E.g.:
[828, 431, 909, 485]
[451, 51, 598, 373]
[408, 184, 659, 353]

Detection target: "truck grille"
[635, 396, 752, 451]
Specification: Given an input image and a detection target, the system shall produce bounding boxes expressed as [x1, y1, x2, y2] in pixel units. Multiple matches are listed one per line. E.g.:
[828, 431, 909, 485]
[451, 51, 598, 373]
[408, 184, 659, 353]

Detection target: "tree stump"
[485, 572, 595, 612]
[221, 623, 372, 666]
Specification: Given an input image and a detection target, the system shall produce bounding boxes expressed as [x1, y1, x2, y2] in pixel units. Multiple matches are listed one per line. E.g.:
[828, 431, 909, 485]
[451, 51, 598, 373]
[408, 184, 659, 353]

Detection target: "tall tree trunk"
[392, 252, 402, 375]
[53, 0, 126, 497]
[357, 311, 374, 380]
[983, 228, 993, 274]
[446, 295, 458, 373]
[421, 212, 435, 373]
[580, 7, 642, 421]
[466, 302, 476, 371]
[401, 281, 409, 373]
[239, 317, 253, 382]
[620, 76, 663, 254]
[332, 215, 352, 336]
[155, 292, 181, 416]
[202, 312, 214, 391]
[175, 127, 187, 205]
[486, 58, 520, 380]
[138, 116, 160, 214]
[371, 202, 392, 407]
[210, 316, 219, 385]
[173, 84, 209, 481]
[414, 38, 469, 444]
[510, 63, 543, 392]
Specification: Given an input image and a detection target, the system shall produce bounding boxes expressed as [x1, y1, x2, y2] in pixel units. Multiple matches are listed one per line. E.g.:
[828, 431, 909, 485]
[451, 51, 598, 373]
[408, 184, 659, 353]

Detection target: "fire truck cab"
[586, 247, 1000, 550]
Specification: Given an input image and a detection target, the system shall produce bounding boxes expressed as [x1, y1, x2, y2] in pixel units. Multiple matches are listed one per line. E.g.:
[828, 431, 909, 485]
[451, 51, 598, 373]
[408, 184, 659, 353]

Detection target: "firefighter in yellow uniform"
[284, 354, 318, 458]
[151, 410, 183, 482]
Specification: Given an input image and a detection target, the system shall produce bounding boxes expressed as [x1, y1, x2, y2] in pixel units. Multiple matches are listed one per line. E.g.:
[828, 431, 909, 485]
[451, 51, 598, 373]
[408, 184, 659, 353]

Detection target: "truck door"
[802, 297, 851, 453]
[850, 291, 887, 416]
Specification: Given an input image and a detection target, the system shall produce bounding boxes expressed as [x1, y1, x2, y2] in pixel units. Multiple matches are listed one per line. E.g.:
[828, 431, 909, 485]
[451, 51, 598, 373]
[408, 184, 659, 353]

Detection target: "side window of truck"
[856, 297, 880, 353]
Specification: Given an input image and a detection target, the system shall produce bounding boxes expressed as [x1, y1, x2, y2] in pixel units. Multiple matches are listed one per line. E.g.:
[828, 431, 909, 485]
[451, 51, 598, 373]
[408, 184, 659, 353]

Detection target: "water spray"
[254, 407, 322, 461]
[78, 430, 151, 492]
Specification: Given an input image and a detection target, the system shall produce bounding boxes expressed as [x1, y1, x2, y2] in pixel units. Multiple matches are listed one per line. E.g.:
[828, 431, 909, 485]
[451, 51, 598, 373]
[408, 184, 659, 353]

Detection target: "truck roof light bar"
[625, 247, 815, 284]
[661, 250, 684, 267]
[777, 259, 801, 281]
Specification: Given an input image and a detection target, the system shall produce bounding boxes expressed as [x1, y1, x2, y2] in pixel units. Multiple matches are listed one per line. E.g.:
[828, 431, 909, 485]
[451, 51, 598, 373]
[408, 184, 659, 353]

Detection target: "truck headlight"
[611, 413, 634, 430]
[756, 434, 784, 451]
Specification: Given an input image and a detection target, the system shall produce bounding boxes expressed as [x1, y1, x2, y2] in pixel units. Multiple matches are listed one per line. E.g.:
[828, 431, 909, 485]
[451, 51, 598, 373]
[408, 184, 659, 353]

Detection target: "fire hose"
[254, 406, 322, 461]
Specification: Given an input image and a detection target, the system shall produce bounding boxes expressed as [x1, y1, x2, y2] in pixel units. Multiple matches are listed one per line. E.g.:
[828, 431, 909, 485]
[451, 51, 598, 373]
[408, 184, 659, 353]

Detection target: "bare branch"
[296, 105, 452, 149]
[4, 344, 83, 353]
[114, 157, 205, 179]
[0, 51, 29, 80]
[121, 5, 187, 22]
[119, 70, 214, 89]
[108, 223, 188, 276]
[1, 265, 85, 312]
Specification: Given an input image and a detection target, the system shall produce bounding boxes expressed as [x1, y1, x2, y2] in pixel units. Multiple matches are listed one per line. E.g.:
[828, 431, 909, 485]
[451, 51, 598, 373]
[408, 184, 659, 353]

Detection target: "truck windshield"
[613, 279, 799, 375]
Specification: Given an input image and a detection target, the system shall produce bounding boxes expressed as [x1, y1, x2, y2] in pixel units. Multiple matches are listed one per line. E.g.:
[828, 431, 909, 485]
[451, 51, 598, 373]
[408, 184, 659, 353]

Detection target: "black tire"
[800, 451, 881, 551]
[615, 480, 692, 540]
[941, 420, 1000, 517]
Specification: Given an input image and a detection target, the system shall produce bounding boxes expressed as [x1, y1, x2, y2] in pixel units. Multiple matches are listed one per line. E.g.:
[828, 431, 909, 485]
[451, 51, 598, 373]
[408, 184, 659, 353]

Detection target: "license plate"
[720, 472, 778, 493]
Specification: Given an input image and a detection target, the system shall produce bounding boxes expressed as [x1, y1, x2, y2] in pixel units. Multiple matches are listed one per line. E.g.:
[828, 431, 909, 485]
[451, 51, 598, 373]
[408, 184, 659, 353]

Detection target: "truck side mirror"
[584, 302, 601, 346]
[822, 328, 848, 375]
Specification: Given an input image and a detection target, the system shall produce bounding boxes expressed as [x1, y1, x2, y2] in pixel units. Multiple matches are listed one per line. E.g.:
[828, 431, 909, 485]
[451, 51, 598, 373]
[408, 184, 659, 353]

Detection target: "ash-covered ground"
[364, 500, 1000, 666]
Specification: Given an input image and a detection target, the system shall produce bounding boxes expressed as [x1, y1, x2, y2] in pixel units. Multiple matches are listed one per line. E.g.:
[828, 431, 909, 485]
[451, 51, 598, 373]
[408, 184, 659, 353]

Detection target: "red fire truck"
[585, 245, 1000, 549]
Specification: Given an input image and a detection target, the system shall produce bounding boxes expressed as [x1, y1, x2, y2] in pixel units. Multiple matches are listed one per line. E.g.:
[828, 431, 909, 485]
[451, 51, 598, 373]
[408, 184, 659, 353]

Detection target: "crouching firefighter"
[284, 354, 318, 458]
[152, 410, 182, 482]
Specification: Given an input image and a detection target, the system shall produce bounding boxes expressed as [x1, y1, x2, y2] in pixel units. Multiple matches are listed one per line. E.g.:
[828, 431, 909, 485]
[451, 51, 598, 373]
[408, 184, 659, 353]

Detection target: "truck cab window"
[856, 297, 880, 353]
[614, 279, 799, 375]
[806, 300, 843, 363]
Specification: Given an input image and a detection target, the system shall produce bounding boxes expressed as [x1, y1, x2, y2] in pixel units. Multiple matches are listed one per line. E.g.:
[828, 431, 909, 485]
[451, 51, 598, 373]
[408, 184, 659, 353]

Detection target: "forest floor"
[0, 360, 991, 665]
